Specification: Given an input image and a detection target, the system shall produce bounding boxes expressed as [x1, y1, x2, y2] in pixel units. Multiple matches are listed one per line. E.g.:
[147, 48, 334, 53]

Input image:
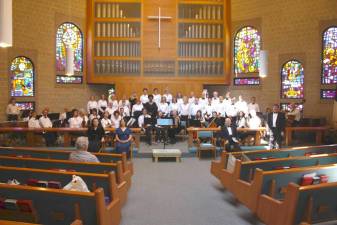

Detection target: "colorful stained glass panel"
[322, 27, 337, 84]
[234, 26, 261, 74]
[10, 57, 34, 97]
[281, 60, 304, 99]
[56, 23, 83, 73]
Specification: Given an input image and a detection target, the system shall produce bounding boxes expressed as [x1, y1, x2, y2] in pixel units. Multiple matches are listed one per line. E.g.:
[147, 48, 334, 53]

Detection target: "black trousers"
[8, 114, 18, 121]
[42, 132, 56, 147]
[269, 127, 283, 149]
[225, 139, 242, 152]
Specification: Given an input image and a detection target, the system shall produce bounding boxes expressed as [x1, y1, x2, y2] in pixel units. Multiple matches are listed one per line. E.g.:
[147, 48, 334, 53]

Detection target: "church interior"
[0, 0, 337, 225]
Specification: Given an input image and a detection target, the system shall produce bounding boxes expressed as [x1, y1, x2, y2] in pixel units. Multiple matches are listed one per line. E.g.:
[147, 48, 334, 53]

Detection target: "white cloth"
[109, 100, 119, 113]
[158, 103, 169, 115]
[6, 104, 20, 115]
[188, 97, 195, 104]
[101, 118, 112, 129]
[138, 114, 151, 127]
[169, 103, 180, 113]
[235, 100, 248, 114]
[153, 94, 162, 105]
[132, 104, 143, 116]
[163, 94, 173, 103]
[87, 100, 98, 113]
[140, 95, 149, 104]
[215, 102, 227, 117]
[177, 98, 184, 106]
[248, 103, 260, 113]
[39, 116, 53, 128]
[272, 113, 278, 128]
[28, 118, 41, 128]
[190, 103, 202, 116]
[121, 106, 130, 117]
[68, 117, 83, 128]
[111, 116, 122, 129]
[226, 104, 237, 117]
[236, 117, 247, 128]
[227, 127, 233, 135]
[59, 112, 67, 121]
[179, 103, 190, 116]
[89, 114, 100, 121]
[204, 104, 214, 116]
[287, 109, 301, 122]
[118, 100, 130, 108]
[248, 116, 261, 129]
[98, 100, 108, 112]
[212, 97, 219, 105]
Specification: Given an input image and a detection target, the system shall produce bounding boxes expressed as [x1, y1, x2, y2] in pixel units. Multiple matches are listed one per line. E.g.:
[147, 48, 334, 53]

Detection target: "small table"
[152, 149, 182, 162]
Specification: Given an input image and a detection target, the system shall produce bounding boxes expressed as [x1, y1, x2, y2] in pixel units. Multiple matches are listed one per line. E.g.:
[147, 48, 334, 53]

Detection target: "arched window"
[10, 56, 35, 97]
[281, 60, 304, 99]
[322, 26, 337, 84]
[56, 22, 83, 74]
[234, 26, 261, 74]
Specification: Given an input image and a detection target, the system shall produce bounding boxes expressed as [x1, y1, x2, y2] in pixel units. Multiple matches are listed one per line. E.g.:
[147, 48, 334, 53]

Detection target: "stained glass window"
[234, 26, 261, 74]
[56, 22, 83, 74]
[10, 57, 34, 97]
[322, 27, 337, 84]
[281, 60, 304, 99]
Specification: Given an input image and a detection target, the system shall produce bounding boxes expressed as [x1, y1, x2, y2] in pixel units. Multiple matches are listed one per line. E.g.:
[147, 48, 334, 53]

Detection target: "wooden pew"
[187, 127, 266, 148]
[0, 147, 133, 189]
[0, 127, 141, 149]
[219, 152, 337, 193]
[210, 144, 337, 181]
[0, 184, 120, 225]
[285, 126, 329, 146]
[232, 164, 337, 213]
[0, 166, 120, 204]
[0, 156, 129, 206]
[257, 182, 337, 225]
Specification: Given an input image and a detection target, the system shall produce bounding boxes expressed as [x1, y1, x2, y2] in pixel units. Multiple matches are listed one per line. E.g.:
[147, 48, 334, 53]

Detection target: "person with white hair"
[69, 137, 100, 163]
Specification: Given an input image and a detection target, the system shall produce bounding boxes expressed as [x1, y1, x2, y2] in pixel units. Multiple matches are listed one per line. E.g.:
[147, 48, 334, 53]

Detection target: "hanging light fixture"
[259, 50, 268, 78]
[0, 0, 13, 48]
[65, 46, 74, 76]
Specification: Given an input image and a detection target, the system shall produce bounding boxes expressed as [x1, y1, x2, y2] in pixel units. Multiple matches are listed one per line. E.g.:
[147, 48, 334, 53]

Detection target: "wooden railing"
[0, 127, 141, 148]
[186, 127, 267, 147]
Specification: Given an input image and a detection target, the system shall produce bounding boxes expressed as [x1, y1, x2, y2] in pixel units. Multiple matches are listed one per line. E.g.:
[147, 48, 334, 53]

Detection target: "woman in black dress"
[87, 118, 105, 152]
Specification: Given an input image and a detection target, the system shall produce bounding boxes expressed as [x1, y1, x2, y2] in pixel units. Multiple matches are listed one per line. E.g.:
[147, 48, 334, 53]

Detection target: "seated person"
[248, 110, 262, 129]
[287, 103, 301, 126]
[168, 110, 181, 144]
[101, 111, 113, 134]
[115, 119, 133, 158]
[28, 111, 40, 128]
[87, 118, 105, 152]
[79, 109, 89, 127]
[138, 108, 155, 145]
[39, 108, 56, 146]
[132, 99, 144, 118]
[236, 111, 247, 128]
[68, 109, 83, 128]
[89, 108, 100, 122]
[219, 118, 241, 152]
[69, 136, 100, 163]
[111, 110, 122, 129]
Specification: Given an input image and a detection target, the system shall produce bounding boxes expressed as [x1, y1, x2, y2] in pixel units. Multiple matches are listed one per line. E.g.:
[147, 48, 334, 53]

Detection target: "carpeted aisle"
[121, 158, 264, 225]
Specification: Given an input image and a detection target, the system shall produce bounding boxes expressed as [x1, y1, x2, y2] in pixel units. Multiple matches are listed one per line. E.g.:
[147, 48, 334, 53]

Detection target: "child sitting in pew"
[69, 137, 100, 163]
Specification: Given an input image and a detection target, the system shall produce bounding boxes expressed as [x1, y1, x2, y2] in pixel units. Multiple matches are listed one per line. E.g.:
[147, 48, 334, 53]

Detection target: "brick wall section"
[0, 0, 335, 122]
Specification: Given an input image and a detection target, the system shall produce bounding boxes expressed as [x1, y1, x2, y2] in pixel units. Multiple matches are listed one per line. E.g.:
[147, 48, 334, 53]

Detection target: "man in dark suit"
[267, 104, 286, 149]
[219, 118, 241, 152]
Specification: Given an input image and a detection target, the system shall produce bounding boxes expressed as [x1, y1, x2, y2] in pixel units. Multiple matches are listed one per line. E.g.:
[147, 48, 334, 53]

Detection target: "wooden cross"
[147, 7, 172, 49]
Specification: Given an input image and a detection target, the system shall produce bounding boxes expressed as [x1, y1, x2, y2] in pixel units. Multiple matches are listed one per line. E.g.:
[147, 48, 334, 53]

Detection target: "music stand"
[156, 118, 174, 149]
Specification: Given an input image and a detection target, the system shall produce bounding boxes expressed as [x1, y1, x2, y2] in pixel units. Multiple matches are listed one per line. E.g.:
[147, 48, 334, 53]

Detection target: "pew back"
[0, 156, 118, 175]
[0, 184, 118, 225]
[239, 153, 337, 182]
[0, 166, 117, 201]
